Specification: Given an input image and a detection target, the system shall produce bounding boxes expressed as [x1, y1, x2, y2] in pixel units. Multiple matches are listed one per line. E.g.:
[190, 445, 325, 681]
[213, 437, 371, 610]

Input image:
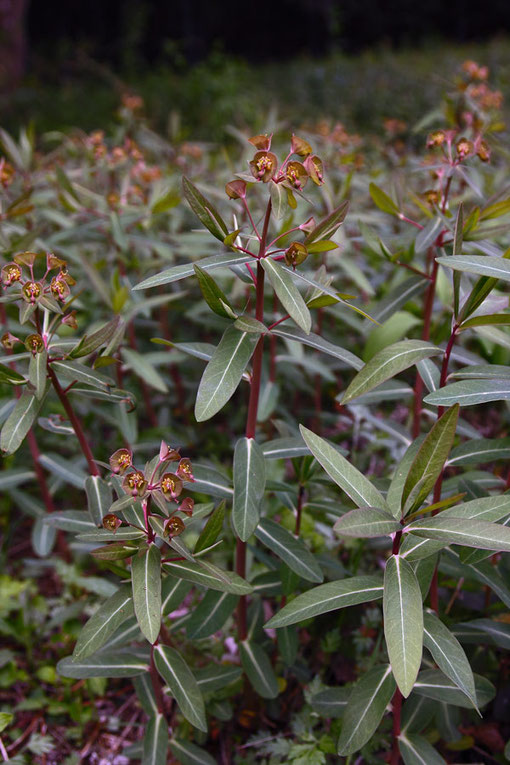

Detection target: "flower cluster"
[1, 252, 75, 321]
[107, 441, 195, 538]
[244, 133, 324, 190]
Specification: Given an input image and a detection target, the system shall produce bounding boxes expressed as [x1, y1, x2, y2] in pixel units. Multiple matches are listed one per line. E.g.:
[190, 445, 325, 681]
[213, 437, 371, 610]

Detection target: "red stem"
[236, 199, 272, 643]
[47, 364, 100, 476]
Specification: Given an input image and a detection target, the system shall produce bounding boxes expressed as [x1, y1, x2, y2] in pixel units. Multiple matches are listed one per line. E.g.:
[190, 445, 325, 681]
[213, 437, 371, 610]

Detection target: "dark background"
[23, 0, 510, 68]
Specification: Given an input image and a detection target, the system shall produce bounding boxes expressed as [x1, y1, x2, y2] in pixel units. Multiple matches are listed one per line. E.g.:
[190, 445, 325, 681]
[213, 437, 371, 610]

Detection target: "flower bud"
[25, 334, 45, 354]
[122, 470, 148, 497]
[424, 189, 440, 206]
[50, 275, 71, 302]
[291, 134, 312, 157]
[304, 155, 324, 185]
[164, 515, 185, 537]
[178, 497, 194, 517]
[248, 134, 272, 151]
[1, 263, 22, 286]
[176, 458, 194, 482]
[159, 441, 180, 462]
[285, 161, 308, 190]
[476, 139, 491, 162]
[225, 180, 247, 200]
[160, 473, 183, 501]
[284, 242, 308, 268]
[250, 151, 278, 183]
[1, 332, 20, 349]
[47, 253, 66, 271]
[62, 311, 78, 330]
[299, 217, 316, 234]
[103, 514, 122, 533]
[109, 448, 133, 474]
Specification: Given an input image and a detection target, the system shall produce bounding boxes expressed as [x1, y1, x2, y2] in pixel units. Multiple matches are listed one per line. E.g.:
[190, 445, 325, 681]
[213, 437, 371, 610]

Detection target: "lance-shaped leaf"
[398, 733, 447, 765]
[142, 713, 169, 765]
[341, 340, 441, 405]
[194, 664, 242, 693]
[255, 517, 323, 583]
[334, 507, 402, 538]
[73, 585, 134, 660]
[182, 175, 228, 242]
[401, 404, 459, 514]
[162, 559, 252, 595]
[337, 664, 395, 756]
[300, 425, 388, 509]
[311, 687, 350, 718]
[387, 435, 426, 518]
[448, 437, 510, 466]
[404, 516, 510, 552]
[436, 254, 510, 282]
[0, 362, 26, 385]
[384, 555, 423, 697]
[1, 390, 42, 454]
[43, 510, 96, 533]
[303, 200, 349, 244]
[32, 516, 56, 557]
[162, 576, 191, 616]
[194, 502, 225, 553]
[369, 182, 400, 216]
[195, 326, 258, 422]
[186, 591, 238, 639]
[70, 316, 122, 358]
[193, 264, 236, 319]
[414, 669, 495, 709]
[262, 257, 312, 334]
[85, 475, 113, 527]
[240, 640, 279, 699]
[132, 545, 162, 644]
[270, 324, 363, 369]
[29, 350, 47, 400]
[51, 360, 114, 389]
[134, 252, 252, 291]
[58, 650, 149, 678]
[425, 379, 510, 407]
[232, 437, 266, 541]
[169, 739, 216, 765]
[154, 644, 207, 731]
[422, 611, 477, 710]
[265, 575, 384, 628]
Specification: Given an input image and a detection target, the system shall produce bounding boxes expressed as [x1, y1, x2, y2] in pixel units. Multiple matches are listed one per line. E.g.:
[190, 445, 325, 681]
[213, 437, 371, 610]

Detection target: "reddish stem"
[47, 364, 100, 476]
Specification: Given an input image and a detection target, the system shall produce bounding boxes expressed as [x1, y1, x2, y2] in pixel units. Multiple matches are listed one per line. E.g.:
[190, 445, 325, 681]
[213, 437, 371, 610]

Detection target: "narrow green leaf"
[142, 713, 169, 765]
[423, 611, 477, 709]
[233, 315, 266, 333]
[182, 176, 228, 241]
[51, 359, 114, 389]
[240, 640, 279, 699]
[162, 576, 192, 616]
[383, 555, 423, 697]
[414, 669, 495, 709]
[121, 348, 168, 393]
[43, 511, 99, 533]
[73, 585, 134, 660]
[31, 516, 56, 557]
[405, 516, 510, 552]
[255, 517, 323, 583]
[265, 575, 383, 627]
[300, 425, 388, 509]
[154, 644, 207, 731]
[399, 733, 446, 765]
[415, 217, 442, 253]
[262, 257, 312, 334]
[85, 475, 113, 527]
[1, 390, 41, 454]
[194, 502, 225, 553]
[163, 560, 252, 595]
[186, 591, 238, 639]
[310, 687, 350, 718]
[437, 254, 510, 282]
[401, 405, 459, 514]
[193, 265, 237, 319]
[193, 665, 242, 693]
[337, 664, 395, 755]
[425, 378, 510, 407]
[134, 252, 252, 290]
[195, 326, 257, 421]
[369, 182, 400, 216]
[29, 350, 47, 399]
[271, 325, 363, 369]
[233, 437, 266, 541]
[58, 650, 149, 678]
[342, 340, 441, 405]
[448, 437, 510, 466]
[0, 362, 26, 385]
[69, 316, 122, 358]
[387, 435, 426, 517]
[303, 200, 349, 244]
[132, 545, 161, 644]
[169, 738, 216, 765]
[334, 507, 401, 537]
